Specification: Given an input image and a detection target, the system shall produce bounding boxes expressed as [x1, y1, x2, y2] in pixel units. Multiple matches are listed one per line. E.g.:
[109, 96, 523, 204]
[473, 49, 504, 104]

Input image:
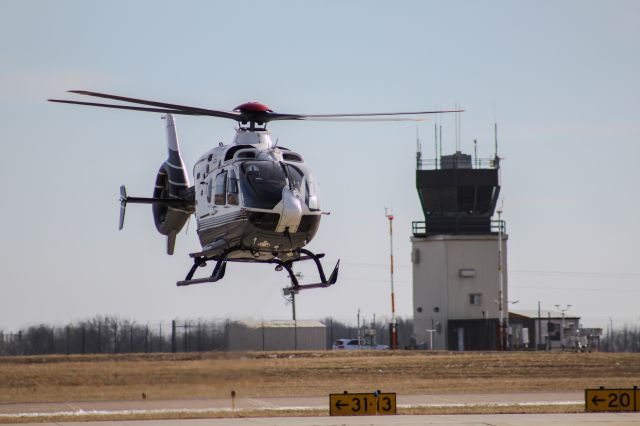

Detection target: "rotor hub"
[233, 102, 272, 113]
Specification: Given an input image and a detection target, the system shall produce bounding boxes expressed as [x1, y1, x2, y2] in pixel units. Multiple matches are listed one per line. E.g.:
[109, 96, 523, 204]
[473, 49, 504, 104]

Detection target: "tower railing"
[412, 219, 506, 237]
[417, 157, 499, 170]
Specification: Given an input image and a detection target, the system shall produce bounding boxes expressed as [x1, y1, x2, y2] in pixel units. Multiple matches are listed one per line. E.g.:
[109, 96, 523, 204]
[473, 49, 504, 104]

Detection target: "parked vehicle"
[332, 338, 389, 350]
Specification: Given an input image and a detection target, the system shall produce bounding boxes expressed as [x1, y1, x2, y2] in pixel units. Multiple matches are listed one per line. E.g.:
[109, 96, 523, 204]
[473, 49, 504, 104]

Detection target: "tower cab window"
[214, 171, 226, 205]
[227, 170, 239, 205]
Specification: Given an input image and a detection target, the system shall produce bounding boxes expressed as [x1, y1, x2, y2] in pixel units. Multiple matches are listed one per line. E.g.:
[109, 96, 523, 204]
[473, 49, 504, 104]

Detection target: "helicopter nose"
[276, 187, 302, 233]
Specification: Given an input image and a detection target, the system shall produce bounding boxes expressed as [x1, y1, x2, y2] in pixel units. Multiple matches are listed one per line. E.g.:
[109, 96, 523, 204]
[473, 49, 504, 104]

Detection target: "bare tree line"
[0, 316, 414, 356]
[7, 316, 634, 355]
[601, 325, 640, 352]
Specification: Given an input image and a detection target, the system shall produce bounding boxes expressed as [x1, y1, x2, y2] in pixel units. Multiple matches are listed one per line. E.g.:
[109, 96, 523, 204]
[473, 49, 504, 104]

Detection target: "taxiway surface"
[0, 391, 584, 417]
[3, 413, 640, 426]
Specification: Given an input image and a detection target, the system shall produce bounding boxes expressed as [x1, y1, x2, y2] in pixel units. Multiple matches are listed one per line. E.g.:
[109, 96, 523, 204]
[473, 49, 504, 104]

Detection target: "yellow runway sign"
[585, 388, 638, 412]
[329, 392, 396, 416]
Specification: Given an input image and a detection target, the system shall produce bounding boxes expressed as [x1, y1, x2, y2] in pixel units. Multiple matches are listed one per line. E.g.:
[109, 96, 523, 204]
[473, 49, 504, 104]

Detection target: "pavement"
[0, 392, 585, 416]
[3, 392, 640, 425]
[3, 413, 640, 426]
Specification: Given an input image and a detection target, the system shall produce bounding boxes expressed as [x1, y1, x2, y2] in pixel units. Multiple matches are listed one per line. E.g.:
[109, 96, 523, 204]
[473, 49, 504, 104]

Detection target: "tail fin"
[152, 114, 192, 254]
[164, 113, 190, 190]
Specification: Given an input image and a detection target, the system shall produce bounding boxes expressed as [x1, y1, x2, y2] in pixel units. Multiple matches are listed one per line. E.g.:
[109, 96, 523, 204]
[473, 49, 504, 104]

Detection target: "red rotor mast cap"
[233, 101, 272, 113]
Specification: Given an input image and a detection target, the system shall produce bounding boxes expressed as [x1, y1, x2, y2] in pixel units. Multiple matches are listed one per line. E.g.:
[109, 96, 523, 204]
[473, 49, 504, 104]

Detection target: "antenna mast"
[416, 126, 423, 170]
[494, 122, 498, 158]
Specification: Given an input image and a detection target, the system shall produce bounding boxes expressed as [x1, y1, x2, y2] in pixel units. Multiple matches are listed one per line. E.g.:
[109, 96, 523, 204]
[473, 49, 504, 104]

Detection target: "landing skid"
[176, 247, 340, 293]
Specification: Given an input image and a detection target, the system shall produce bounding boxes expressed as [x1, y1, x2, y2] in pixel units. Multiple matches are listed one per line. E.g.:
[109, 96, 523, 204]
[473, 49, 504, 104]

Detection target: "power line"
[344, 261, 640, 279]
[511, 285, 640, 293]
[511, 270, 640, 279]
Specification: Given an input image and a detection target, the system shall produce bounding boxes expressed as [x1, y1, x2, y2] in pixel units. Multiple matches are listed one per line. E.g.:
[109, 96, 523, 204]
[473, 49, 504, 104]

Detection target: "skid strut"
[177, 247, 339, 291]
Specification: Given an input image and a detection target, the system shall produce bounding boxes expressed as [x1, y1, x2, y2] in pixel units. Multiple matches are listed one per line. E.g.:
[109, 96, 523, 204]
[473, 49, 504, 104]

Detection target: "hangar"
[227, 320, 326, 351]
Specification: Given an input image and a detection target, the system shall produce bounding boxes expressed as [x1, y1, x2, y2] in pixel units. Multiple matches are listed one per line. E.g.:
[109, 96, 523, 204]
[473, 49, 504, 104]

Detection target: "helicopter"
[49, 90, 461, 293]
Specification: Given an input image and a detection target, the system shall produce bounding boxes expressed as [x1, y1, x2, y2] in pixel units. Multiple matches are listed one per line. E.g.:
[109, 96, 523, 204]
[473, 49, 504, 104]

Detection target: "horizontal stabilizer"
[118, 184, 194, 230]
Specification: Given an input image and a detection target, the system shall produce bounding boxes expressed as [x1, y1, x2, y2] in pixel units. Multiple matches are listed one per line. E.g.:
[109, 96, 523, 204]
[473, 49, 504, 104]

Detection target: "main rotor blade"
[48, 99, 202, 115]
[298, 109, 464, 119]
[301, 117, 429, 122]
[67, 90, 241, 120]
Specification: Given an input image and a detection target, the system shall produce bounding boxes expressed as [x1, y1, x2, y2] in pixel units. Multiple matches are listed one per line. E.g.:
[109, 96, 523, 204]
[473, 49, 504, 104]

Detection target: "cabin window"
[239, 161, 287, 210]
[305, 173, 320, 211]
[285, 164, 304, 191]
[237, 151, 256, 159]
[227, 170, 239, 205]
[214, 171, 227, 205]
[206, 178, 212, 203]
[283, 152, 302, 162]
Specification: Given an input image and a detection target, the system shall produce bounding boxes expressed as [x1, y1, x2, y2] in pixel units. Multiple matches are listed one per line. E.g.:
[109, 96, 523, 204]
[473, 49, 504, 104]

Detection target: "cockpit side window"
[285, 164, 304, 191]
[227, 169, 239, 205]
[214, 171, 227, 205]
[305, 172, 320, 211]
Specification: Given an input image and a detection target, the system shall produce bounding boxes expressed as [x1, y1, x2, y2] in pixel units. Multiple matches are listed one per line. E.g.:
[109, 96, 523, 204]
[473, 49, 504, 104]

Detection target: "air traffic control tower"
[411, 148, 507, 351]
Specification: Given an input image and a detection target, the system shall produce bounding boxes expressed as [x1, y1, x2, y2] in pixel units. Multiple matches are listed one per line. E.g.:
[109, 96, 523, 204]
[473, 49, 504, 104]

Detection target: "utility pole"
[537, 301, 542, 351]
[385, 208, 398, 350]
[171, 319, 177, 353]
[357, 308, 361, 350]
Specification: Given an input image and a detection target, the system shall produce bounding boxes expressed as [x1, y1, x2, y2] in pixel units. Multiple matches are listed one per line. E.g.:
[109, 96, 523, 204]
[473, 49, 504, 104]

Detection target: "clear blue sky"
[1, 0, 639, 331]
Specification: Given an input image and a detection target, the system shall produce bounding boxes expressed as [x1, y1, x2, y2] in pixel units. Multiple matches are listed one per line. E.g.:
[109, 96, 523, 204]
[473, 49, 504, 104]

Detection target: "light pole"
[385, 208, 398, 350]
[425, 329, 435, 351]
[554, 304, 572, 349]
[496, 205, 505, 350]
[283, 272, 303, 321]
[506, 300, 518, 348]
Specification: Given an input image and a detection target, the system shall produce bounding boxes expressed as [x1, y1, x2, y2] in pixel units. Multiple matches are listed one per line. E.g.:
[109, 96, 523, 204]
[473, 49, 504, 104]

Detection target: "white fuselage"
[192, 129, 322, 257]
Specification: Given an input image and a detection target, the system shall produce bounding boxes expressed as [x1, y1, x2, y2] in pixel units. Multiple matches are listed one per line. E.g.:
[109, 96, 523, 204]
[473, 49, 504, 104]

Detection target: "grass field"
[1, 351, 639, 404]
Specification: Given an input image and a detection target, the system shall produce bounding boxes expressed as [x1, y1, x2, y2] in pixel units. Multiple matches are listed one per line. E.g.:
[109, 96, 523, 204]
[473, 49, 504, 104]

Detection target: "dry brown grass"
[1, 351, 639, 404]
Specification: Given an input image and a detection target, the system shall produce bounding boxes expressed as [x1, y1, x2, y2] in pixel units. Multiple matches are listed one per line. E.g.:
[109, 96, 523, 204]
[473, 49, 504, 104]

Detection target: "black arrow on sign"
[335, 400, 348, 410]
[592, 395, 605, 405]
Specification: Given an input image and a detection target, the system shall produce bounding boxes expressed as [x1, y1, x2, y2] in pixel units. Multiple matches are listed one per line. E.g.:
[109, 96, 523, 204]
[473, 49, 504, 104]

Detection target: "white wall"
[412, 234, 508, 349]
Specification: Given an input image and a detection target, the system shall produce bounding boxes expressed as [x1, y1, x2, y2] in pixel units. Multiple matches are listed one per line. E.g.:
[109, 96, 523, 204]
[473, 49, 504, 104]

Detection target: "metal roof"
[510, 309, 580, 319]
[231, 320, 326, 329]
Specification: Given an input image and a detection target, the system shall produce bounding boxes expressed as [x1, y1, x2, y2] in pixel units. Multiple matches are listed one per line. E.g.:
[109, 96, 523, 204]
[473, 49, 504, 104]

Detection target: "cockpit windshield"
[240, 161, 287, 209]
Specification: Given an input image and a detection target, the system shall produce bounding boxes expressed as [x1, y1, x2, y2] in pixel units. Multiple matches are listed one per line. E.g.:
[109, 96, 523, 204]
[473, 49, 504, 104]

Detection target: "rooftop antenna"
[493, 103, 498, 158]
[494, 122, 498, 158]
[474, 139, 478, 168]
[455, 102, 462, 153]
[439, 123, 443, 160]
[433, 123, 438, 169]
[416, 126, 423, 170]
[493, 103, 500, 169]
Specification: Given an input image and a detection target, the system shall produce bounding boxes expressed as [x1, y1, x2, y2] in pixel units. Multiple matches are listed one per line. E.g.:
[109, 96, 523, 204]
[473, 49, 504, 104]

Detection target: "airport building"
[227, 320, 326, 351]
[411, 150, 507, 350]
